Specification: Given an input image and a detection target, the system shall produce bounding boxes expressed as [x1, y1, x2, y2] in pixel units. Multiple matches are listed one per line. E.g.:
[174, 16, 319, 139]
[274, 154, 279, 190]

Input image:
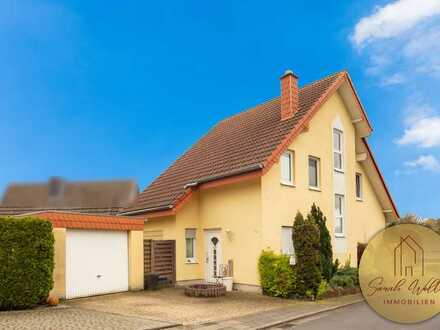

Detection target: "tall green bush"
[258, 250, 296, 298]
[0, 217, 54, 310]
[308, 204, 333, 280]
[292, 211, 322, 298]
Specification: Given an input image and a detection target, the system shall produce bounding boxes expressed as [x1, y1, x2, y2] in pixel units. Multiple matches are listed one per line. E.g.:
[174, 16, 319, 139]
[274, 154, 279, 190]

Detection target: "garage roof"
[16, 211, 145, 231]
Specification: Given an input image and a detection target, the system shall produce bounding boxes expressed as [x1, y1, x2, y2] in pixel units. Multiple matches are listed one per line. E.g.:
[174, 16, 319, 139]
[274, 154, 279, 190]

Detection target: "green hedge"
[0, 217, 54, 310]
[258, 250, 296, 298]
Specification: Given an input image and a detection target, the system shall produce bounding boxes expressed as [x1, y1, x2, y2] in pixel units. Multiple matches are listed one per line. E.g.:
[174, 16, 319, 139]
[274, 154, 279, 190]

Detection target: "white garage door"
[66, 229, 129, 299]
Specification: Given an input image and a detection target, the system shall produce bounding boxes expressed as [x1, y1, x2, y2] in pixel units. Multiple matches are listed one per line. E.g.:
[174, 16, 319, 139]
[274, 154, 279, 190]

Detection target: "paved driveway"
[65, 287, 361, 325]
[0, 306, 177, 330]
[0, 289, 364, 330]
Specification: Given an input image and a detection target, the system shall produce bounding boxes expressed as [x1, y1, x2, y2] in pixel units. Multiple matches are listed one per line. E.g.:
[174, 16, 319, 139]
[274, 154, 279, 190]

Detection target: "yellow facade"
[51, 228, 66, 298]
[128, 230, 145, 291]
[144, 91, 390, 288]
[143, 180, 262, 287]
[261, 92, 386, 266]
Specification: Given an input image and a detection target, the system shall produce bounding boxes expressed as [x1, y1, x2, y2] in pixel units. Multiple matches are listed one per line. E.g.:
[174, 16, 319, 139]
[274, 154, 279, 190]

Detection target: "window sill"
[185, 260, 198, 264]
[334, 168, 345, 174]
[334, 234, 346, 238]
[280, 182, 296, 188]
[356, 198, 364, 202]
[309, 186, 321, 192]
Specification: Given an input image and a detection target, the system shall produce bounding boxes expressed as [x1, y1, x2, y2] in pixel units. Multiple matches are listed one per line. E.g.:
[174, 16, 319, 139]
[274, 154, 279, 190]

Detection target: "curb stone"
[257, 298, 365, 329]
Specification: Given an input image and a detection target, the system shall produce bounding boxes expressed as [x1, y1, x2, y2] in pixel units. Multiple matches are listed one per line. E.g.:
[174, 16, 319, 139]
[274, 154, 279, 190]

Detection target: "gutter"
[184, 164, 263, 188]
[119, 204, 173, 216]
[120, 163, 263, 216]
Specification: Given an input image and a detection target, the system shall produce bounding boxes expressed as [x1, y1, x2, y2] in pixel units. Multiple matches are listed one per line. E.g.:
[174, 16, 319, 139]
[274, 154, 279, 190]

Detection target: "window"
[280, 151, 294, 185]
[333, 128, 344, 171]
[281, 226, 296, 265]
[308, 156, 320, 189]
[356, 173, 363, 200]
[334, 194, 345, 236]
[185, 229, 196, 263]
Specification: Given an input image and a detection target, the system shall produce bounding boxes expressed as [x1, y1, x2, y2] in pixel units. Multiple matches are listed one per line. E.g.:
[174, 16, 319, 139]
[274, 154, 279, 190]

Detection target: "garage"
[18, 211, 145, 299]
[66, 229, 129, 299]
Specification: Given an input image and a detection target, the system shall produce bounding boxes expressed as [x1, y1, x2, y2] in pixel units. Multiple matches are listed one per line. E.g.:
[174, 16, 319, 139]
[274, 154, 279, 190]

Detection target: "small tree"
[309, 204, 333, 280]
[292, 211, 322, 298]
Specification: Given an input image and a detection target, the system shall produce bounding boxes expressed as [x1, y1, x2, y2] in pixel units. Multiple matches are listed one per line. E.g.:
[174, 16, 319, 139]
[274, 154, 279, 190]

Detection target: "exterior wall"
[144, 179, 262, 286]
[261, 92, 386, 266]
[352, 161, 387, 245]
[51, 228, 66, 299]
[128, 230, 144, 290]
[199, 179, 262, 287]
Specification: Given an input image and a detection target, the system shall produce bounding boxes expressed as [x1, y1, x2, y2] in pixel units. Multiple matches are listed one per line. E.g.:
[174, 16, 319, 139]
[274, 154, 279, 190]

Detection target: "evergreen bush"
[258, 250, 296, 298]
[308, 204, 333, 281]
[292, 211, 322, 298]
[0, 217, 54, 310]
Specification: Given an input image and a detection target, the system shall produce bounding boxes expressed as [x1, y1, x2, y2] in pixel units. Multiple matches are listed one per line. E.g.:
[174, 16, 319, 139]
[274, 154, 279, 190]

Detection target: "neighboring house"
[121, 70, 399, 292]
[0, 177, 138, 216]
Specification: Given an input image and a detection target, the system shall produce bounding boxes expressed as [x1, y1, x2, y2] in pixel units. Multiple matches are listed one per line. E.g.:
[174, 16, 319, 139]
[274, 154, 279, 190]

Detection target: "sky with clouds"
[1, 0, 439, 217]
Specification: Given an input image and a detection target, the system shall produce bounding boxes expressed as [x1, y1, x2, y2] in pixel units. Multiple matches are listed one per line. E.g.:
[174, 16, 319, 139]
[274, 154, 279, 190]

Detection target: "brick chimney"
[280, 70, 299, 121]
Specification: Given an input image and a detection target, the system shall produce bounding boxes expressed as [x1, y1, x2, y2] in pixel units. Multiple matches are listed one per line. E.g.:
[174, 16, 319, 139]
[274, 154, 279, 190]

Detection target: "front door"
[205, 230, 222, 282]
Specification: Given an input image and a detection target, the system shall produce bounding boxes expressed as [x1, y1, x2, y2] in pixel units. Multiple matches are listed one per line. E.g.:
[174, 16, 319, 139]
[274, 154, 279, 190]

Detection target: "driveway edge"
[256, 298, 365, 329]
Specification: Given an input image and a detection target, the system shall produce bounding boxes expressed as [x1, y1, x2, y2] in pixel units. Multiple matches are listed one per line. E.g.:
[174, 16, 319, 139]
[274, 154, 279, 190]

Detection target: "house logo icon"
[393, 235, 424, 277]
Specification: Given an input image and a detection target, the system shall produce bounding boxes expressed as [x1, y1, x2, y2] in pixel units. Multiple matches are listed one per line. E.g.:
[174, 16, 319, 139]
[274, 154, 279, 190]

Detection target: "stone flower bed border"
[184, 284, 226, 297]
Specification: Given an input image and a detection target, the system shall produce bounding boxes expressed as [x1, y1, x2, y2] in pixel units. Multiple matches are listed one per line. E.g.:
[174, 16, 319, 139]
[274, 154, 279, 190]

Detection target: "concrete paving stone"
[0, 307, 177, 330]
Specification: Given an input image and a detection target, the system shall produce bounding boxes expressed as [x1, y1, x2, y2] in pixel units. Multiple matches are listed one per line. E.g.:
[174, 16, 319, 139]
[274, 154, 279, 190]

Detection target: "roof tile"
[124, 72, 345, 214]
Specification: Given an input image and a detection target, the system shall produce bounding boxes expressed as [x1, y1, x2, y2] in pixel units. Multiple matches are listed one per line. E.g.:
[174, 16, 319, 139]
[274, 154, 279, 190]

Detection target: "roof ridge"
[300, 70, 347, 89]
[216, 70, 347, 125]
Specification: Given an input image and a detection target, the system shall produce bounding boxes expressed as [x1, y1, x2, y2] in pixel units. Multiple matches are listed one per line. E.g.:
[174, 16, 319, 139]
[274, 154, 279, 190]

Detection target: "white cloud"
[352, 0, 440, 80]
[404, 154, 440, 172]
[352, 0, 440, 46]
[380, 73, 406, 86]
[397, 115, 440, 148]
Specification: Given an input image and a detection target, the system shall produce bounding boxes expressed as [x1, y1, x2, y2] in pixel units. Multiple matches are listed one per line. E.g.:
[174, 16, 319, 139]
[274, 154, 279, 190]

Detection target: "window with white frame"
[280, 151, 294, 185]
[356, 173, 363, 200]
[308, 156, 320, 189]
[334, 194, 345, 236]
[185, 229, 196, 263]
[281, 226, 296, 265]
[333, 128, 344, 171]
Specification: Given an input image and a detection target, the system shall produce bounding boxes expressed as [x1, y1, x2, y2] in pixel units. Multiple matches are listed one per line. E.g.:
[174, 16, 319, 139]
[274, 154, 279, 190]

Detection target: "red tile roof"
[123, 71, 348, 215]
[17, 211, 145, 231]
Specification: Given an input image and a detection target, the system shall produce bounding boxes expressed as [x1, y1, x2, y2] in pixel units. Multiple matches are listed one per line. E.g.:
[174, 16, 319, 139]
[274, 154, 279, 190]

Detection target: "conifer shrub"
[292, 211, 322, 298]
[308, 204, 333, 281]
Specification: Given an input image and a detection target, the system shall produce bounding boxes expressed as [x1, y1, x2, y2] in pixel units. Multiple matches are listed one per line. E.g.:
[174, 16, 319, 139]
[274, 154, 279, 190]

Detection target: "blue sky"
[1, 0, 440, 218]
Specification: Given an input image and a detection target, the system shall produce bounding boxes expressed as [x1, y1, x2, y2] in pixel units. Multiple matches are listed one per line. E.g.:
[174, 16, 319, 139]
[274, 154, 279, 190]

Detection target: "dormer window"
[333, 128, 344, 172]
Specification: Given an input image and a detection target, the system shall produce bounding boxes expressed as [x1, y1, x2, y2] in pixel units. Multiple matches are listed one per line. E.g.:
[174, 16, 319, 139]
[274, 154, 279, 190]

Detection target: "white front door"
[65, 229, 129, 299]
[205, 230, 222, 282]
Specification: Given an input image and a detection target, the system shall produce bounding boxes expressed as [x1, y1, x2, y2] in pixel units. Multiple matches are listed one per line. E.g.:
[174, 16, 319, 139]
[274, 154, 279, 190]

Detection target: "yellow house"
[121, 70, 399, 292]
